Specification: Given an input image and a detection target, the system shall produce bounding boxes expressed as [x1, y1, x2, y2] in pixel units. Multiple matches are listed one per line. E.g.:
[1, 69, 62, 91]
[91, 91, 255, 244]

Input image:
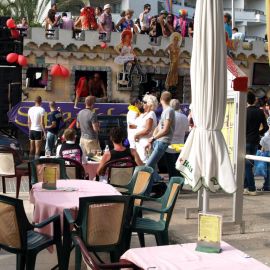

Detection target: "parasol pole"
[231, 0, 235, 28]
[202, 188, 209, 213]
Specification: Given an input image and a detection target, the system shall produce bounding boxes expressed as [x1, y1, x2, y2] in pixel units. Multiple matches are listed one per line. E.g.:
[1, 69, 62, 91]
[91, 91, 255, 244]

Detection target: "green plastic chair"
[113, 165, 154, 201]
[0, 195, 63, 270]
[29, 158, 69, 186]
[63, 195, 133, 270]
[130, 177, 184, 247]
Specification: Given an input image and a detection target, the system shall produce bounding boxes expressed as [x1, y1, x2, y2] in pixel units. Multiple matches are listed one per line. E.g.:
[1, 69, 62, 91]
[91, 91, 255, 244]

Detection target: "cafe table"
[29, 180, 120, 236]
[121, 242, 270, 270]
[83, 161, 100, 180]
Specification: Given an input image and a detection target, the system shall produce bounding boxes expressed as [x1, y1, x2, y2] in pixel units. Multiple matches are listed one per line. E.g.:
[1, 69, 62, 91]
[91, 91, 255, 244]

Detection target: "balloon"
[11, 29, 20, 39]
[6, 53, 18, 63]
[101, 42, 107, 49]
[50, 64, 62, 76]
[17, 55, 28, 66]
[60, 65, 70, 77]
[179, 9, 188, 16]
[6, 18, 16, 29]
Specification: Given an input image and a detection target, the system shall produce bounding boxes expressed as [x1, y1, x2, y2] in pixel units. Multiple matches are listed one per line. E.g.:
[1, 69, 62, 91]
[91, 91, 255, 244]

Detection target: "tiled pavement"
[1, 177, 270, 269]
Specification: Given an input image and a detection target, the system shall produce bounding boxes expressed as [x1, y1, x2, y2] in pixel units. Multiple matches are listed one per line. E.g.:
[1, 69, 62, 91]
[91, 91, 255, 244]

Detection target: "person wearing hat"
[158, 10, 168, 37]
[99, 4, 113, 33]
[174, 9, 188, 37]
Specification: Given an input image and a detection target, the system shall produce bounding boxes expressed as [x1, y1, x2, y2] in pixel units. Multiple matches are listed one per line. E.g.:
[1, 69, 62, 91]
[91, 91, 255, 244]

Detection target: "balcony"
[223, 8, 266, 24]
[23, 28, 267, 60]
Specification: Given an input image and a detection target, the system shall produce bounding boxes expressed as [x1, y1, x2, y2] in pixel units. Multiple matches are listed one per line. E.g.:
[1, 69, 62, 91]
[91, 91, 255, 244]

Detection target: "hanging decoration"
[6, 18, 16, 29]
[100, 42, 107, 49]
[60, 65, 70, 77]
[17, 55, 28, 66]
[50, 64, 70, 77]
[6, 53, 18, 63]
[10, 29, 20, 39]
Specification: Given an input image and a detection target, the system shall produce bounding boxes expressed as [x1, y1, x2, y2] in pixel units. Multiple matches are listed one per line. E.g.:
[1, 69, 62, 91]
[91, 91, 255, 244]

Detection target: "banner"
[8, 102, 190, 135]
[7, 102, 129, 134]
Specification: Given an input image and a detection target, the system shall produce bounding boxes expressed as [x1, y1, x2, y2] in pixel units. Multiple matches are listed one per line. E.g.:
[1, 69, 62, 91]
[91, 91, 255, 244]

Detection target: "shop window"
[26, 67, 48, 88]
[75, 70, 107, 98]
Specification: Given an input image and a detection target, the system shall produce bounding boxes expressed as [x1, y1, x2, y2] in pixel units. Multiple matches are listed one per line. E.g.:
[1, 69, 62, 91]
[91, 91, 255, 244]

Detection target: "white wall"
[127, 0, 158, 19]
[244, 0, 265, 12]
[246, 24, 266, 38]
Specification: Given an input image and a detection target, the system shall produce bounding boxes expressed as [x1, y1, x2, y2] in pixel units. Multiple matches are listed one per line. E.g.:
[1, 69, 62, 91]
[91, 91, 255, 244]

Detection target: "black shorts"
[29, 130, 42, 141]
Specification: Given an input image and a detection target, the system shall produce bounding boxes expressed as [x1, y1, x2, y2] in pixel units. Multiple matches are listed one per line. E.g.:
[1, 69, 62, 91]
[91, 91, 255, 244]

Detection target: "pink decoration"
[6, 53, 18, 63]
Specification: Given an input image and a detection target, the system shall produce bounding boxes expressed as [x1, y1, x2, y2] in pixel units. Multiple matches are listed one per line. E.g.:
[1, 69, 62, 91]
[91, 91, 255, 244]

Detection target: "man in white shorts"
[28, 96, 46, 159]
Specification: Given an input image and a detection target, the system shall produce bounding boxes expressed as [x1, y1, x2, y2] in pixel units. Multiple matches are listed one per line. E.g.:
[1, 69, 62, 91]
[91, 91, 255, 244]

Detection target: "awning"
[227, 56, 248, 92]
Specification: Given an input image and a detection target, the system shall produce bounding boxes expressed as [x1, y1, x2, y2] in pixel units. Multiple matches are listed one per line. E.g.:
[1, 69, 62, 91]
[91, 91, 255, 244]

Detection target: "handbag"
[254, 150, 270, 178]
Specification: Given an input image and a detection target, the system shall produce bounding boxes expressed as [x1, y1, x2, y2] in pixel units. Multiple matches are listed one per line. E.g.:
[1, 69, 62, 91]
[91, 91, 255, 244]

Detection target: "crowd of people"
[27, 92, 190, 192]
[43, 3, 194, 39]
[245, 92, 270, 195]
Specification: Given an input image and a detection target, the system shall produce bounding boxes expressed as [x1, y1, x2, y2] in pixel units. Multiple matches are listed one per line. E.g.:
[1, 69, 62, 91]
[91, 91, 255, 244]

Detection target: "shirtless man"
[88, 73, 106, 99]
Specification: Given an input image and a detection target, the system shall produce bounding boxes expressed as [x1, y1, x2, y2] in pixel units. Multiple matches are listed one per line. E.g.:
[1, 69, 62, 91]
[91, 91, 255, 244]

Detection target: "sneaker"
[74, 106, 80, 109]
[248, 191, 257, 196]
[243, 189, 257, 196]
[257, 188, 270, 192]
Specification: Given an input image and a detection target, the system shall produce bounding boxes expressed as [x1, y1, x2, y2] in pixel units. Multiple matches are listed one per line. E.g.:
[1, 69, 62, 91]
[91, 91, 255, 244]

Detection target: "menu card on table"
[42, 166, 57, 190]
[196, 213, 222, 253]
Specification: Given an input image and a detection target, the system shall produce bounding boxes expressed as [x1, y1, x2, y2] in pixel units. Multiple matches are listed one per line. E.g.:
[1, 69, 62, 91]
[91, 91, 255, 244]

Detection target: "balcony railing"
[24, 28, 267, 58]
[224, 7, 265, 15]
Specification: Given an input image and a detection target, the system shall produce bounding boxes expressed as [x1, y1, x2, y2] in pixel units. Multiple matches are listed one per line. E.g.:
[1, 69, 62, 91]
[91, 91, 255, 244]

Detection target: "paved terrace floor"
[0, 177, 270, 269]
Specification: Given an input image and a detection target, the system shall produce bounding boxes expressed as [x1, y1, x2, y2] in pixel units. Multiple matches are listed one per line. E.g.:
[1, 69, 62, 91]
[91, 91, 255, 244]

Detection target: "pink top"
[30, 180, 120, 236]
[61, 16, 74, 30]
[121, 242, 270, 270]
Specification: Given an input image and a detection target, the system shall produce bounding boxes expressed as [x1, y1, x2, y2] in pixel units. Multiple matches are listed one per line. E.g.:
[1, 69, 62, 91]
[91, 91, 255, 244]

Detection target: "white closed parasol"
[176, 0, 236, 194]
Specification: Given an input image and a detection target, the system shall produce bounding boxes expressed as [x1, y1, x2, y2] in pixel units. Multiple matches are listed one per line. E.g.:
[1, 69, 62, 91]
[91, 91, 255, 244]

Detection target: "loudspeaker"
[0, 66, 22, 127]
[0, 16, 9, 27]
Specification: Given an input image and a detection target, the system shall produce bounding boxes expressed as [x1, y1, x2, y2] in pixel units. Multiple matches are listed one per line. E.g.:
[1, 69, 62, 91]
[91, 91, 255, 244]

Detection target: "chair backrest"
[0, 152, 16, 176]
[77, 196, 132, 251]
[60, 157, 86, 179]
[0, 145, 24, 166]
[104, 158, 137, 186]
[160, 177, 184, 226]
[0, 195, 31, 253]
[29, 158, 68, 184]
[130, 166, 154, 206]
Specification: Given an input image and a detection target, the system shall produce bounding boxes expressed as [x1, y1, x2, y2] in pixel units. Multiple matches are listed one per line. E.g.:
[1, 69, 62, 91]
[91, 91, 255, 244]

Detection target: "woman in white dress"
[134, 94, 158, 163]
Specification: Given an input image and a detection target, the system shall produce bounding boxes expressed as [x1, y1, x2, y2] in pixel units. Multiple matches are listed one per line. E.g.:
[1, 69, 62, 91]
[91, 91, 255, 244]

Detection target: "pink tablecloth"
[30, 180, 120, 236]
[121, 242, 270, 270]
[83, 161, 100, 180]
